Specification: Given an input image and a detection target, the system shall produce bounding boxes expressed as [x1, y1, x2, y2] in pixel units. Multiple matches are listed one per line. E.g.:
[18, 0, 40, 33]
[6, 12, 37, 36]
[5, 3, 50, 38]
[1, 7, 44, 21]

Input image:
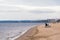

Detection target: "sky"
[0, 0, 60, 20]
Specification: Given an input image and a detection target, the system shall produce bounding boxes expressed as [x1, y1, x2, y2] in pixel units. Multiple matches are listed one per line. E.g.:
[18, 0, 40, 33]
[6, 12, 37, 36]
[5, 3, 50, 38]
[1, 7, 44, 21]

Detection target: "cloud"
[0, 0, 59, 6]
[0, 0, 60, 20]
[29, 9, 56, 13]
[0, 12, 58, 20]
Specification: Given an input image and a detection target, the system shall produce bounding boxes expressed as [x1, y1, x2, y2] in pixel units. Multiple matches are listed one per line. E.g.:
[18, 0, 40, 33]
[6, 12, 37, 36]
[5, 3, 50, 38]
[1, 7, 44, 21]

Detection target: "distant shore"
[0, 19, 60, 23]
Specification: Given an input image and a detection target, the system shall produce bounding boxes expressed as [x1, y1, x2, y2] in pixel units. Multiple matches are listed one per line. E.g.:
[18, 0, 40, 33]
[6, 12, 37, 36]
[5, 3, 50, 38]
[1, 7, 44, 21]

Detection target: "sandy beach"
[15, 23, 60, 40]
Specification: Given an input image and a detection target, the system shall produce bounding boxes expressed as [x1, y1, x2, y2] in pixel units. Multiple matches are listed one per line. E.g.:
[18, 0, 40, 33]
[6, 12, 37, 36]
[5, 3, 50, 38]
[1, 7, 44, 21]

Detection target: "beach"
[15, 23, 60, 40]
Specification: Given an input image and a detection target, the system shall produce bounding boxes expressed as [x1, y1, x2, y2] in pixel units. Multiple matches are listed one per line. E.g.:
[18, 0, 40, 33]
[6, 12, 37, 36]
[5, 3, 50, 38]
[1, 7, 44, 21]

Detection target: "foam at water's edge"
[12, 26, 35, 40]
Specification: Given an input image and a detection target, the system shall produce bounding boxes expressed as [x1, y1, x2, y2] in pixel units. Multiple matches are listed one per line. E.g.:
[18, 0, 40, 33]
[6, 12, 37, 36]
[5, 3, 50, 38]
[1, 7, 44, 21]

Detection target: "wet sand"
[15, 23, 60, 40]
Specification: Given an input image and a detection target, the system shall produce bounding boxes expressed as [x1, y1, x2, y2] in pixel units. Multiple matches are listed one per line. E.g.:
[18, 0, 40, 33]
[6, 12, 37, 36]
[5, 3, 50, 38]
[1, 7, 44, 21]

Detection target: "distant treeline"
[20, 20, 49, 23]
[0, 20, 49, 23]
[0, 19, 60, 23]
[0, 20, 50, 23]
[57, 19, 60, 22]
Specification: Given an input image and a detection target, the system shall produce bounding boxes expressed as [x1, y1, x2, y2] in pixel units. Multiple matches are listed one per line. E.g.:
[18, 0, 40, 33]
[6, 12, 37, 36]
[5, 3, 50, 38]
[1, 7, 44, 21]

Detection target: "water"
[0, 23, 43, 40]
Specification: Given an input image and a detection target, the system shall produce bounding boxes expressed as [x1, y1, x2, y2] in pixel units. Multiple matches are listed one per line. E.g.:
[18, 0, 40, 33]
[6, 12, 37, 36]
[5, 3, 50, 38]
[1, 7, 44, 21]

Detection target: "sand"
[15, 23, 60, 40]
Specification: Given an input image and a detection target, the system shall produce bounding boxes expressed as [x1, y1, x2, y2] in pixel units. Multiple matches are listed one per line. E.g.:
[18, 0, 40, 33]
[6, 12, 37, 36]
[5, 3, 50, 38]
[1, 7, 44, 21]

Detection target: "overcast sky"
[0, 0, 60, 20]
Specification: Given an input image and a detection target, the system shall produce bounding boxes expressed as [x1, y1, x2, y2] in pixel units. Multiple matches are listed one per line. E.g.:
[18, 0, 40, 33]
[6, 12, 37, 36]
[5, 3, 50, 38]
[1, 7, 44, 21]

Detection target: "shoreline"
[11, 25, 37, 40]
